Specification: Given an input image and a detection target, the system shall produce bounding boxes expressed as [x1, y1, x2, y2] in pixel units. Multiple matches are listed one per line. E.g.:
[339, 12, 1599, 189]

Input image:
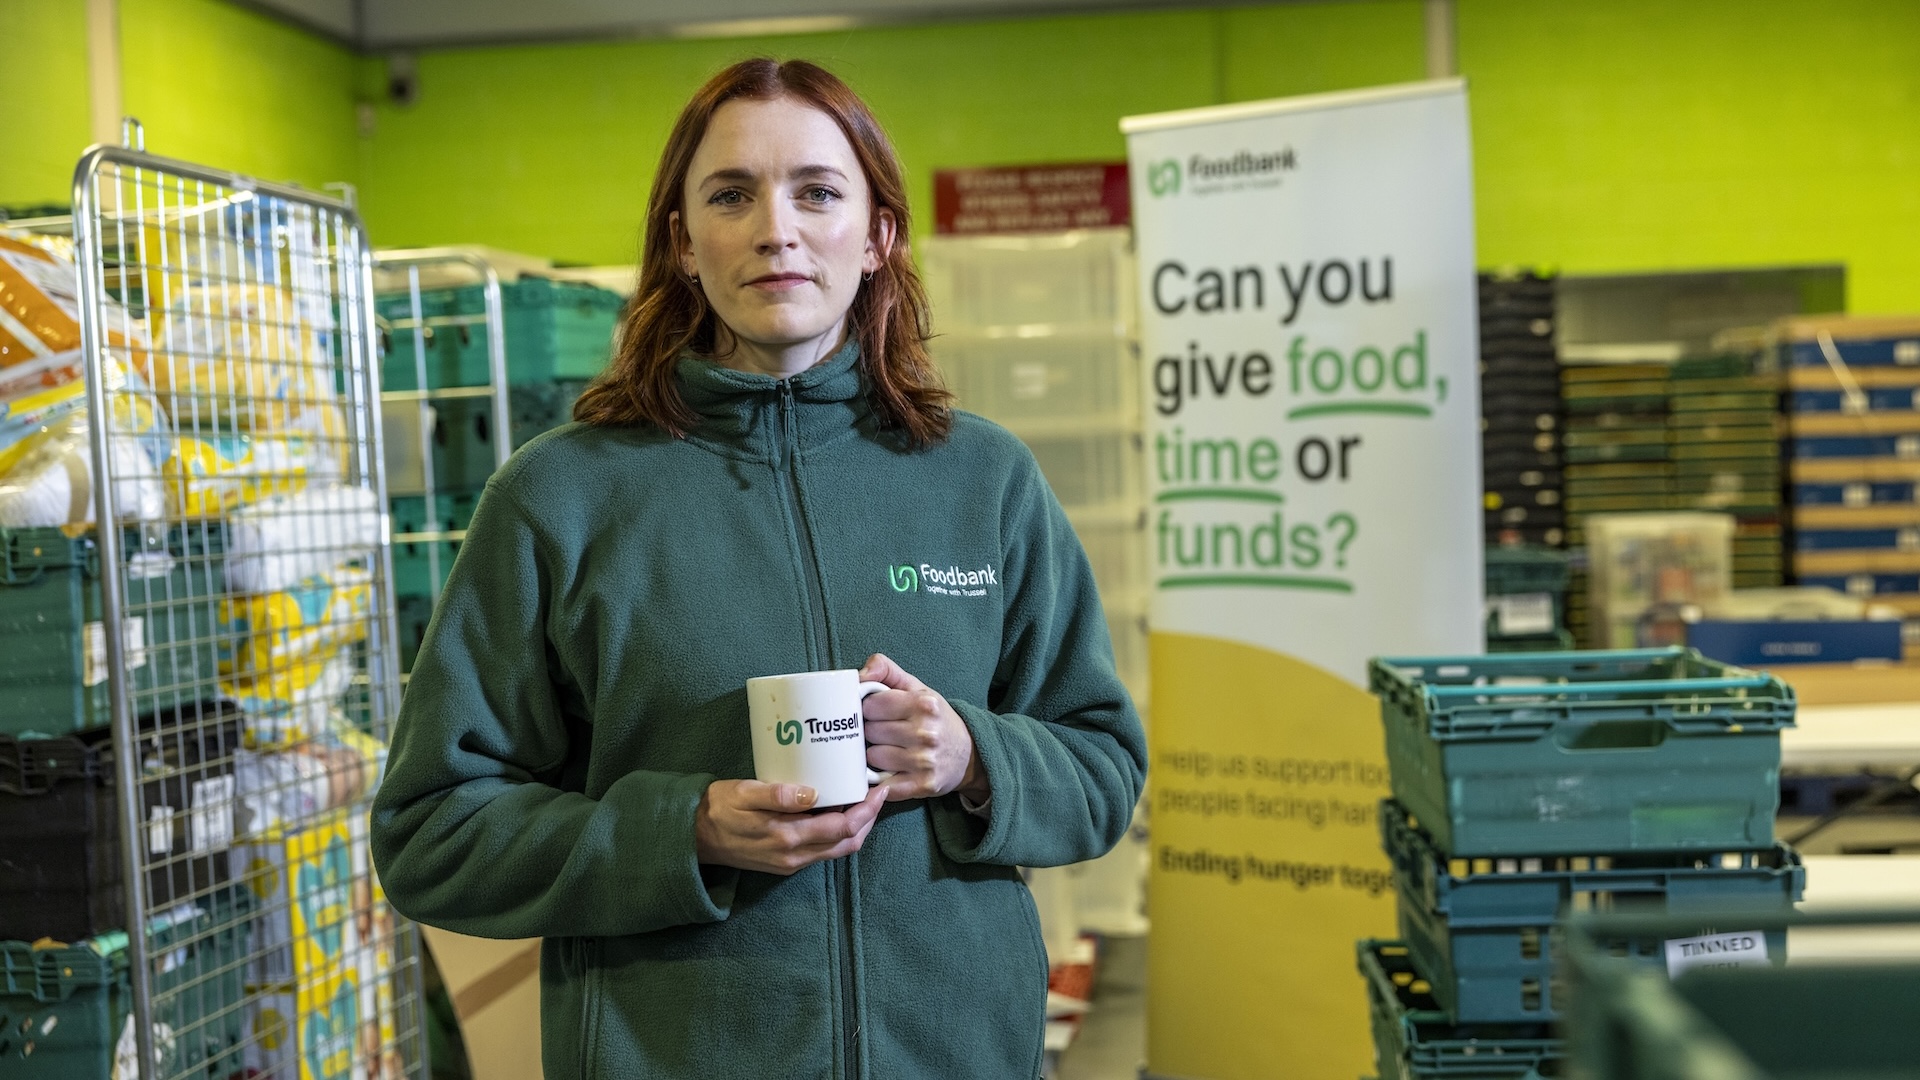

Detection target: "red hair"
[574, 58, 951, 446]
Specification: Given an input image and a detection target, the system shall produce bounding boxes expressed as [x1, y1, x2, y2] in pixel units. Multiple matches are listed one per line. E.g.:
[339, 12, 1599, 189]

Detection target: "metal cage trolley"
[38, 124, 429, 1078]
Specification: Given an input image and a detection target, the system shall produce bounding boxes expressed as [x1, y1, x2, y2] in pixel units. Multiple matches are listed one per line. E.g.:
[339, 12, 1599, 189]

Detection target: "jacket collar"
[677, 338, 870, 460]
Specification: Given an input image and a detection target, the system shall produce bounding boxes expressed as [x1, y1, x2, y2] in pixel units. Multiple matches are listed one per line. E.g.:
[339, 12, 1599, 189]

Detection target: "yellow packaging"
[0, 233, 148, 369]
[226, 647, 355, 749]
[246, 969, 366, 1080]
[167, 414, 348, 518]
[215, 565, 372, 677]
[148, 282, 331, 429]
[234, 806, 361, 986]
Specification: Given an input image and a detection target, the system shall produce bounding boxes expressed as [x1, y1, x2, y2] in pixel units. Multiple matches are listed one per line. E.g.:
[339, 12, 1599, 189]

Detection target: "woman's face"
[674, 95, 893, 374]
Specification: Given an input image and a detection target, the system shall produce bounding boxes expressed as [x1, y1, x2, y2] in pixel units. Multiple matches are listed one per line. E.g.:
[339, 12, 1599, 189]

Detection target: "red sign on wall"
[932, 163, 1131, 235]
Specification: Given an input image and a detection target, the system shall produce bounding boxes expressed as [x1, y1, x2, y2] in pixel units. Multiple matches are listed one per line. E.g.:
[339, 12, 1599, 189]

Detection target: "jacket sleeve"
[928, 454, 1148, 869]
[369, 480, 736, 939]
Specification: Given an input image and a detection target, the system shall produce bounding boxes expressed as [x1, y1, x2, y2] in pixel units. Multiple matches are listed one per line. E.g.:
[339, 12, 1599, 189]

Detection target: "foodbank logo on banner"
[1147, 159, 1182, 197]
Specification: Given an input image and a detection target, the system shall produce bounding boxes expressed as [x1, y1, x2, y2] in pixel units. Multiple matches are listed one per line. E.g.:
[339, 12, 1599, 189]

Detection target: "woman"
[371, 57, 1146, 1079]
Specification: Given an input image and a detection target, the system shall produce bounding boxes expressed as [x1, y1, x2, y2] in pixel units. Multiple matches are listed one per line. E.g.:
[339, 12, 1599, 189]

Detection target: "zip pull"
[778, 378, 797, 464]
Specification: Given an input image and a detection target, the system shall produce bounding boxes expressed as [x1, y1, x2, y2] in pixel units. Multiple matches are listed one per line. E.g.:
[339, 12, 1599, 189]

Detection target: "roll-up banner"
[1122, 80, 1483, 1080]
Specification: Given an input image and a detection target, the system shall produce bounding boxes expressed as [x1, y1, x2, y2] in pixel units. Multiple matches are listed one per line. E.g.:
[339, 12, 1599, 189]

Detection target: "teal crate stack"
[1356, 647, 1804, 1077]
[1668, 355, 1784, 590]
[0, 887, 252, 1078]
[1483, 545, 1571, 652]
[1782, 316, 1920, 655]
[377, 277, 625, 391]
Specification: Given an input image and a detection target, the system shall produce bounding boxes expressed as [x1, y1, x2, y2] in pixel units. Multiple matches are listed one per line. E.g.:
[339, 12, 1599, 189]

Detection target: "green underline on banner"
[1154, 488, 1286, 504]
[1286, 401, 1432, 420]
[1156, 575, 1353, 593]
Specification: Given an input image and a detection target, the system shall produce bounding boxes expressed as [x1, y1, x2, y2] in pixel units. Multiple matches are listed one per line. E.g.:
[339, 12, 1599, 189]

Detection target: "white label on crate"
[1897, 340, 1920, 366]
[1495, 593, 1556, 636]
[82, 619, 146, 687]
[1845, 483, 1872, 508]
[148, 804, 176, 854]
[84, 621, 107, 687]
[1665, 930, 1770, 976]
[189, 775, 236, 853]
[124, 616, 146, 671]
[1899, 435, 1920, 460]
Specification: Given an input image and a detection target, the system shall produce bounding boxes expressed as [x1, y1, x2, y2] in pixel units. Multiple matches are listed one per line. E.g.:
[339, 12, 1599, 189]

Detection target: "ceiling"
[235, 0, 1257, 50]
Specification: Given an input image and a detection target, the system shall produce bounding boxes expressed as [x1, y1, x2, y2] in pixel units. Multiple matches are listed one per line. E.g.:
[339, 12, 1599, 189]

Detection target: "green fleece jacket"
[370, 340, 1148, 1080]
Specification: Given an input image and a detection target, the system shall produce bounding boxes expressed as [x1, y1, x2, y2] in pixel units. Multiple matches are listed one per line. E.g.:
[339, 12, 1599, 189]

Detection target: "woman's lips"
[746, 273, 811, 291]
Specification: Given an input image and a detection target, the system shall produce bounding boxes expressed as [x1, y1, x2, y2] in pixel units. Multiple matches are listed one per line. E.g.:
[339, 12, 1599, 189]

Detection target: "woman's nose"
[752, 199, 800, 255]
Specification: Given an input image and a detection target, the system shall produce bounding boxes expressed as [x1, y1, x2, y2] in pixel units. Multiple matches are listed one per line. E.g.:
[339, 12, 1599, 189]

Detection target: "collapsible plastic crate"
[1484, 547, 1569, 640]
[380, 278, 622, 389]
[0, 705, 244, 942]
[1562, 907, 1920, 1080]
[0, 524, 228, 736]
[1382, 799, 1800, 1024]
[0, 887, 250, 1078]
[1369, 648, 1794, 858]
[1360, 940, 1560, 1080]
[1486, 630, 1576, 653]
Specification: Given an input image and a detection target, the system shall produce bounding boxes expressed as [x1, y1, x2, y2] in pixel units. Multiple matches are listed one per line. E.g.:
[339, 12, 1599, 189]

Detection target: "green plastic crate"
[0, 524, 227, 737]
[1369, 647, 1794, 858]
[1360, 940, 1561, 1080]
[379, 278, 622, 390]
[422, 380, 587, 494]
[1486, 631, 1577, 653]
[1382, 799, 1801, 1025]
[1484, 547, 1569, 640]
[0, 888, 250, 1078]
[1562, 908, 1920, 1080]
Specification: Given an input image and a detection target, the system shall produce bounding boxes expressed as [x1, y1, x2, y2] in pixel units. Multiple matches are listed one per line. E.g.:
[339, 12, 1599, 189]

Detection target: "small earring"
[688, 273, 699, 284]
[863, 270, 874, 282]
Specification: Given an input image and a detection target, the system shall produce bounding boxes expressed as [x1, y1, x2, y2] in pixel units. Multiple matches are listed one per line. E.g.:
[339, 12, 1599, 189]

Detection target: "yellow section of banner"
[1146, 631, 1395, 1080]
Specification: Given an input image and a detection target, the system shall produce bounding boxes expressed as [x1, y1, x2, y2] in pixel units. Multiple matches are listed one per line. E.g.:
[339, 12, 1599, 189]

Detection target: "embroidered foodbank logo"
[887, 562, 998, 598]
[1149, 147, 1298, 198]
[776, 720, 802, 746]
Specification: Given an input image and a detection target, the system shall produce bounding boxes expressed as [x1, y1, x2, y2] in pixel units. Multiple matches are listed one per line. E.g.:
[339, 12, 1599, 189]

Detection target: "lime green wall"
[121, 0, 358, 193]
[356, 4, 1423, 264]
[1464, 0, 1920, 313]
[1, 0, 92, 208]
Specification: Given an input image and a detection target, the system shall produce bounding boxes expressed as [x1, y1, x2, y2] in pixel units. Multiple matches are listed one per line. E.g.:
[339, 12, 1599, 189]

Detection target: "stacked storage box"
[1779, 316, 1920, 654]
[1483, 545, 1572, 652]
[1479, 273, 1564, 548]
[1358, 648, 1804, 1080]
[378, 277, 623, 669]
[1561, 362, 1674, 643]
[1668, 355, 1784, 589]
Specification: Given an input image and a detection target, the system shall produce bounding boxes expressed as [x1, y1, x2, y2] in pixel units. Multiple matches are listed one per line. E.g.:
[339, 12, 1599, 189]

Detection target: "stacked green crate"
[1561, 363, 1674, 644]
[1356, 648, 1805, 1079]
[1668, 356, 1783, 589]
[1480, 273, 1565, 549]
[1483, 545, 1572, 652]
[378, 276, 617, 664]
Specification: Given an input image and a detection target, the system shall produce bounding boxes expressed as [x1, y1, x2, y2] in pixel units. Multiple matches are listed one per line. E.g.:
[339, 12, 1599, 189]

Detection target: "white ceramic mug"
[746, 669, 890, 808]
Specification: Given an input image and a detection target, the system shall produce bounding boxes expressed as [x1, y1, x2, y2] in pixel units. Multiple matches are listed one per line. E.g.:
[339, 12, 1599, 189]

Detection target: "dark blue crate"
[1370, 648, 1794, 858]
[1793, 481, 1918, 506]
[1790, 388, 1920, 413]
[1686, 619, 1903, 667]
[1360, 940, 1561, 1080]
[1797, 572, 1920, 595]
[1784, 334, 1920, 368]
[1383, 800, 1803, 1025]
[1794, 527, 1920, 552]
[1791, 434, 1920, 459]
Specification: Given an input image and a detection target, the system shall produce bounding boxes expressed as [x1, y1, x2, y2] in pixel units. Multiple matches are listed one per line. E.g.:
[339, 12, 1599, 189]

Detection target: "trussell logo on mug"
[746, 669, 889, 808]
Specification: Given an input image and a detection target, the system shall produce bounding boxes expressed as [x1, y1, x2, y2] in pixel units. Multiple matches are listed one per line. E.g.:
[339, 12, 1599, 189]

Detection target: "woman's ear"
[863, 207, 897, 275]
[670, 209, 698, 279]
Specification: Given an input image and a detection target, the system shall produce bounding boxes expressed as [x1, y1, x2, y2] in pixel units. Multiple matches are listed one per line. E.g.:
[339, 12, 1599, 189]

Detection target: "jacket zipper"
[776, 379, 860, 1080]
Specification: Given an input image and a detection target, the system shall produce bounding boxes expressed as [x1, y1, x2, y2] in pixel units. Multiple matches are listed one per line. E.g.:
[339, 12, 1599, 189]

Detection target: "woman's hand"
[694, 780, 886, 875]
[860, 653, 989, 803]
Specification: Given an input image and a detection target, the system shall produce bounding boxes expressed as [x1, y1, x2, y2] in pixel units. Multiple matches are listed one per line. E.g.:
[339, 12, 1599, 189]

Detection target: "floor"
[1056, 934, 1148, 1080]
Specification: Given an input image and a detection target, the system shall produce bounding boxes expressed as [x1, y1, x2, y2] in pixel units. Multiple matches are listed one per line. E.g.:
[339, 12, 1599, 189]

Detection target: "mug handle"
[858, 680, 894, 787]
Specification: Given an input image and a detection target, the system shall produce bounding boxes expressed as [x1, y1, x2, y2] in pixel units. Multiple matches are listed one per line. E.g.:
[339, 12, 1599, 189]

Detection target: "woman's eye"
[803, 186, 840, 204]
[709, 189, 745, 206]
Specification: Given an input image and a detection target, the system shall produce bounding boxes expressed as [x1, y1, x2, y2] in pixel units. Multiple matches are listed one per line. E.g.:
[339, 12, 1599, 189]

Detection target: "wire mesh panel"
[63, 140, 425, 1079]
